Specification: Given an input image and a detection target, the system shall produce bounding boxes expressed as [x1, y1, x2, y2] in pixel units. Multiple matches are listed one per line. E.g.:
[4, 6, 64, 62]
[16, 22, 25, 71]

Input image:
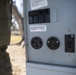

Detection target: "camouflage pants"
[0, 52, 12, 75]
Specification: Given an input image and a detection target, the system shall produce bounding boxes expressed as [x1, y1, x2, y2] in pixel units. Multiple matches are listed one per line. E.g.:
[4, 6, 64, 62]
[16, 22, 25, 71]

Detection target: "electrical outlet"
[65, 35, 75, 53]
[47, 37, 60, 50]
[31, 36, 43, 49]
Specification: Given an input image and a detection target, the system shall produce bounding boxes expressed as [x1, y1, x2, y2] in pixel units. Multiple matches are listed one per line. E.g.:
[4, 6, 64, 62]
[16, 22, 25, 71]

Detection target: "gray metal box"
[23, 0, 76, 75]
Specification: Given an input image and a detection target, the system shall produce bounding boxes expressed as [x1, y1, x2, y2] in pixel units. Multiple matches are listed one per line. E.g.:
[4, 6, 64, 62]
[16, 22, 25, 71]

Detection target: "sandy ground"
[7, 45, 26, 75]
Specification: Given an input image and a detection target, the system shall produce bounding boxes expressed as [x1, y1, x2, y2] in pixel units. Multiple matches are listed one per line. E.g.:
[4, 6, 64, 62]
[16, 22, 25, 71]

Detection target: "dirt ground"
[7, 45, 26, 75]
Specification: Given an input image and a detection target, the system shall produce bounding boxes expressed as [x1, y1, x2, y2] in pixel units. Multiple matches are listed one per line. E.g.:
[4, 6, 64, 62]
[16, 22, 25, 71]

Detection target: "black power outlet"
[31, 36, 43, 49]
[65, 35, 75, 53]
[47, 37, 60, 50]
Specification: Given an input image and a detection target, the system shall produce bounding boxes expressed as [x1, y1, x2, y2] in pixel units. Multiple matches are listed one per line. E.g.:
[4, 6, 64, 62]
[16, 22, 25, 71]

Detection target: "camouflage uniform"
[0, 0, 12, 75]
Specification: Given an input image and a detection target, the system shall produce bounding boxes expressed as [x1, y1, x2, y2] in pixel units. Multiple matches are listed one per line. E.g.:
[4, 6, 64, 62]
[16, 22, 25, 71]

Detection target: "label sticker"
[30, 25, 47, 32]
[30, 0, 48, 10]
